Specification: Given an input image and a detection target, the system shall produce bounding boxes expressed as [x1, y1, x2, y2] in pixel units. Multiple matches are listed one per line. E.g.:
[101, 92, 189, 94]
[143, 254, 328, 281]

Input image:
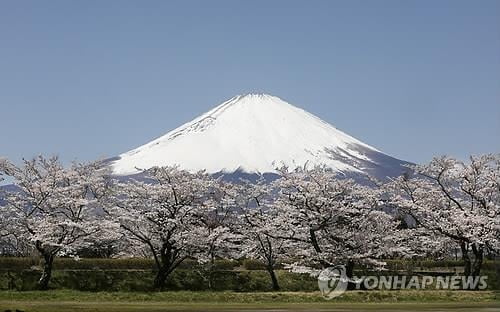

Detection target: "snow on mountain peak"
[111, 94, 409, 178]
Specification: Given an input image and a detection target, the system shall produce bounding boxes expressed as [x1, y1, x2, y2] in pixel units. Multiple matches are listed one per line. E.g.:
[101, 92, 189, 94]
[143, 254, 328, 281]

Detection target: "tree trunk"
[208, 254, 216, 290]
[38, 253, 54, 290]
[152, 243, 186, 290]
[309, 229, 322, 253]
[153, 266, 169, 290]
[207, 270, 213, 290]
[460, 241, 472, 277]
[471, 244, 483, 277]
[345, 259, 355, 290]
[266, 265, 280, 291]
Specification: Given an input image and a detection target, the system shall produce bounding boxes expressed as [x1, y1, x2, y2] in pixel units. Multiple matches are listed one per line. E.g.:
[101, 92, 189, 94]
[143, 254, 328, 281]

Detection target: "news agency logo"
[318, 264, 488, 300]
[317, 265, 349, 299]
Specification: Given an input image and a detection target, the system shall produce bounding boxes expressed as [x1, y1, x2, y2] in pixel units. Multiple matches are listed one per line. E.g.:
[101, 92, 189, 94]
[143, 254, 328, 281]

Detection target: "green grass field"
[0, 290, 498, 312]
[0, 301, 498, 312]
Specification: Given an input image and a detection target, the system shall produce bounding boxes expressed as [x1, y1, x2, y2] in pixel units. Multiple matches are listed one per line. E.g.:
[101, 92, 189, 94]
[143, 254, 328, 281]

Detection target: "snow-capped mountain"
[111, 94, 412, 180]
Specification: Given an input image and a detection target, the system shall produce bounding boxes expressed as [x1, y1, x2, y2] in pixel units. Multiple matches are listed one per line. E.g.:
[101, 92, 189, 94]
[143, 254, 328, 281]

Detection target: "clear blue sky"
[1, 0, 499, 165]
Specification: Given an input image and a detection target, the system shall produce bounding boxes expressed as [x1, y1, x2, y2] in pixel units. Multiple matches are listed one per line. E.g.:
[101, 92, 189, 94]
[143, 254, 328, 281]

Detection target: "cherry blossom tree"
[386, 154, 500, 277]
[273, 166, 405, 280]
[0, 161, 12, 254]
[235, 178, 292, 291]
[0, 214, 33, 256]
[110, 166, 214, 290]
[190, 178, 241, 289]
[0, 156, 112, 289]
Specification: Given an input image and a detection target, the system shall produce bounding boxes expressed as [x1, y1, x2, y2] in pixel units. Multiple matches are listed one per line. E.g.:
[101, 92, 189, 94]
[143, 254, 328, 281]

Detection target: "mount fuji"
[110, 94, 412, 181]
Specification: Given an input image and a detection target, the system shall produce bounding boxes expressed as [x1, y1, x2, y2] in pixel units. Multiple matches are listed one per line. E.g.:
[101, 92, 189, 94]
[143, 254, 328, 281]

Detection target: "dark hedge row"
[1, 257, 497, 271]
[0, 258, 497, 291]
[1, 268, 498, 292]
[0, 269, 318, 292]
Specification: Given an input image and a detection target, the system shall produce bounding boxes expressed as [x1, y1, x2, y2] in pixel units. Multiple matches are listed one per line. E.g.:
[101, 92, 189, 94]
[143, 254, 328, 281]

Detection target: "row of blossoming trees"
[0, 154, 498, 290]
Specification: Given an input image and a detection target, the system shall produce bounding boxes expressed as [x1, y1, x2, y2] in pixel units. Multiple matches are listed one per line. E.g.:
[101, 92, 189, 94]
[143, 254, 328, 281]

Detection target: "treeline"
[0, 154, 498, 290]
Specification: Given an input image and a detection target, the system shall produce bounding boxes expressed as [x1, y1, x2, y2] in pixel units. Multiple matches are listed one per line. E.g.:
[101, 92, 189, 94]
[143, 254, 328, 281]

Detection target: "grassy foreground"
[0, 302, 498, 312]
[0, 290, 498, 302]
[0, 290, 498, 311]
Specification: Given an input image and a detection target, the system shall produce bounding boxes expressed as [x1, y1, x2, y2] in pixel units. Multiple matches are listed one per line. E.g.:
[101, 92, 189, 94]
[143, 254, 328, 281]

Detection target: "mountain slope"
[111, 94, 412, 180]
